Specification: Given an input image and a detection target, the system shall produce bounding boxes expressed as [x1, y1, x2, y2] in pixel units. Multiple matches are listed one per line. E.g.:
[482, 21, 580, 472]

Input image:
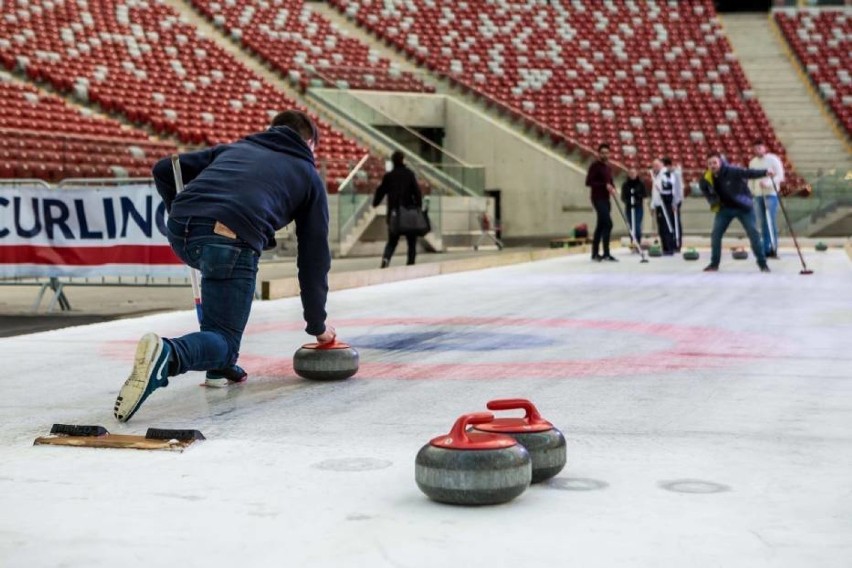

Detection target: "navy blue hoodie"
[152, 126, 330, 335]
[701, 160, 768, 211]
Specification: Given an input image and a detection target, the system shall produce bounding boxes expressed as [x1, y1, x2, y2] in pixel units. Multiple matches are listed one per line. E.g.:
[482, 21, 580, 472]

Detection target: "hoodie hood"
[245, 126, 316, 167]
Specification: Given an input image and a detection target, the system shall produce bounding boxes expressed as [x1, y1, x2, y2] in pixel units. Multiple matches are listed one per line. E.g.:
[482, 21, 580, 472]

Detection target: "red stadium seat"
[0, 0, 370, 182]
[328, 0, 792, 170]
[774, 10, 852, 136]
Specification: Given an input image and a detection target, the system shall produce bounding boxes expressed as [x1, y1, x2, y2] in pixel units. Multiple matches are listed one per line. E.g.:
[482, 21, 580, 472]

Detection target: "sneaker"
[205, 364, 248, 388]
[602, 255, 619, 262]
[114, 333, 171, 423]
[759, 264, 771, 273]
[591, 254, 602, 262]
[703, 264, 719, 272]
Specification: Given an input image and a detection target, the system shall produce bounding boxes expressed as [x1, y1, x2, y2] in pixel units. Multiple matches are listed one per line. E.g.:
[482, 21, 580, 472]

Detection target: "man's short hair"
[706, 151, 722, 160]
[598, 143, 610, 152]
[270, 110, 318, 146]
[662, 156, 673, 166]
[391, 150, 405, 167]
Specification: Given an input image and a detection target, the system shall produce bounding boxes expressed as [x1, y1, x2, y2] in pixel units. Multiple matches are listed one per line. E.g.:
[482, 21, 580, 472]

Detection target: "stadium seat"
[330, 0, 791, 172]
[0, 75, 176, 180]
[774, 9, 851, 136]
[0, 0, 369, 186]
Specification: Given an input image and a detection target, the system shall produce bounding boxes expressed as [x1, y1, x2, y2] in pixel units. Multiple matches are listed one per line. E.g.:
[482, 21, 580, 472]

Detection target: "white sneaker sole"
[203, 377, 230, 388]
[114, 333, 166, 422]
[203, 376, 248, 388]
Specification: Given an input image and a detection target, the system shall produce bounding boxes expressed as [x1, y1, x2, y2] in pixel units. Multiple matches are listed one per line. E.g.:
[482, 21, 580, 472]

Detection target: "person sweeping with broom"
[699, 152, 775, 273]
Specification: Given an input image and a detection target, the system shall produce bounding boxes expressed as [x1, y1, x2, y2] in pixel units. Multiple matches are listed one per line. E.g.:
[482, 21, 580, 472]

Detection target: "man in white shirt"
[650, 157, 684, 254]
[749, 140, 785, 259]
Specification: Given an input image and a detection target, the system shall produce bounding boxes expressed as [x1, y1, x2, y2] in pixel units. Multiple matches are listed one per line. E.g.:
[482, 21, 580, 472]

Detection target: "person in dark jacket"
[620, 167, 647, 247]
[700, 152, 774, 273]
[114, 110, 336, 423]
[372, 151, 423, 268]
[585, 143, 618, 261]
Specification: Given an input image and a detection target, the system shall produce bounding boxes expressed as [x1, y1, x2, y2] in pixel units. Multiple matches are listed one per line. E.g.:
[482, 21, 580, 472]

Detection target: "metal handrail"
[304, 67, 473, 168]
[307, 89, 481, 197]
[57, 177, 154, 187]
[0, 178, 52, 188]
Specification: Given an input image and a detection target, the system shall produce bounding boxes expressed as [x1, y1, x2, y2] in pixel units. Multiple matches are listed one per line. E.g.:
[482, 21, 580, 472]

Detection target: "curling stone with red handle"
[293, 340, 359, 380]
[415, 412, 531, 506]
[473, 399, 567, 483]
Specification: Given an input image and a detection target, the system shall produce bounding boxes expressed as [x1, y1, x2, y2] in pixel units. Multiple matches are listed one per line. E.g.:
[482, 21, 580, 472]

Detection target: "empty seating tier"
[774, 8, 851, 136]
[191, 0, 433, 93]
[332, 0, 791, 173]
[0, 74, 175, 180]
[0, 0, 369, 187]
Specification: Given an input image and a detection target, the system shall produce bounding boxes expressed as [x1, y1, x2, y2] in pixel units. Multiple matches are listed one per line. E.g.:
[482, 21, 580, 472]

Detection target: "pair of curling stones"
[415, 399, 566, 506]
[648, 244, 663, 257]
[293, 340, 359, 381]
[731, 247, 748, 260]
[815, 242, 828, 252]
[682, 248, 700, 261]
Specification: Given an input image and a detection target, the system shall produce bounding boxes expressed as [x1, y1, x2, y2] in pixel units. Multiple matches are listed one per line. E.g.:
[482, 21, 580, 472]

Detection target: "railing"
[0, 178, 51, 188]
[783, 169, 851, 235]
[678, 167, 851, 236]
[336, 153, 372, 246]
[302, 68, 484, 197]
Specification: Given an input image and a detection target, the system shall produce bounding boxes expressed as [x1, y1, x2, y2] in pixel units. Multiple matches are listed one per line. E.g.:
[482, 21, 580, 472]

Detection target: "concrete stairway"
[722, 13, 851, 176]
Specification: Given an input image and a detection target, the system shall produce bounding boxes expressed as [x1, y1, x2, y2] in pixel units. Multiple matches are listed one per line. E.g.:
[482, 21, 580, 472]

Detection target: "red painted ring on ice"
[235, 317, 771, 380]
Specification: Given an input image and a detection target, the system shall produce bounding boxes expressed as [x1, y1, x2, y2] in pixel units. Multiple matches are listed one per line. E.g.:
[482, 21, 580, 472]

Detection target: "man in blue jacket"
[114, 110, 336, 423]
[699, 152, 774, 273]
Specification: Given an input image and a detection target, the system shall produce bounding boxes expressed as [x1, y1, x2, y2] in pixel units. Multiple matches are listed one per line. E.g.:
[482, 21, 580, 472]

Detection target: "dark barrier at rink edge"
[0, 178, 193, 312]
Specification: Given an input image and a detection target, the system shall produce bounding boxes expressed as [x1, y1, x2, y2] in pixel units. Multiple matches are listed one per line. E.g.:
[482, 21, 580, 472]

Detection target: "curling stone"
[815, 242, 828, 252]
[732, 247, 748, 260]
[682, 248, 700, 261]
[648, 244, 663, 257]
[473, 399, 566, 483]
[415, 412, 531, 506]
[293, 341, 359, 380]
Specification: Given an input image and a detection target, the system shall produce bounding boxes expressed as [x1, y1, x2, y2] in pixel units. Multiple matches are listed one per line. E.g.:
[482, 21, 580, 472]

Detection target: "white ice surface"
[1, 251, 851, 568]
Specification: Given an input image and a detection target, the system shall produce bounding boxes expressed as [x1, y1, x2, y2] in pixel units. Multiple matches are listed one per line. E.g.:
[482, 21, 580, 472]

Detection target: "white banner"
[0, 184, 186, 278]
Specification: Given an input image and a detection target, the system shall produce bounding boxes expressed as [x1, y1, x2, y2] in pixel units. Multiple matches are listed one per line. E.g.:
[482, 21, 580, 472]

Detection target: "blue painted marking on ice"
[349, 331, 556, 352]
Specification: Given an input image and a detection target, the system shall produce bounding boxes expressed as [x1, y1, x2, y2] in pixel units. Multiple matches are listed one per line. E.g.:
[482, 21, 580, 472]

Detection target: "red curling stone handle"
[486, 398, 548, 427]
[450, 412, 494, 443]
[431, 412, 519, 449]
[302, 340, 351, 350]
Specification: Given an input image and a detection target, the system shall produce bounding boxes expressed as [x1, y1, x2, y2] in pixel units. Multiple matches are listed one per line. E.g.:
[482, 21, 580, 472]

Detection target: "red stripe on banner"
[0, 244, 182, 266]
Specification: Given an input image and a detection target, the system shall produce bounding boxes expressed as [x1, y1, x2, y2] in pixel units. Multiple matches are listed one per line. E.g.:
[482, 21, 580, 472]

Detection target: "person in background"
[620, 167, 647, 250]
[650, 157, 683, 255]
[749, 140, 785, 259]
[372, 151, 423, 268]
[699, 152, 774, 273]
[585, 143, 618, 262]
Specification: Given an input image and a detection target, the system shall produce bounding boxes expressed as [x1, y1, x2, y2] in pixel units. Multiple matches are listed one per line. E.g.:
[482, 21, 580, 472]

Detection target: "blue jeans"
[591, 199, 613, 256]
[626, 205, 643, 244]
[755, 195, 779, 255]
[165, 217, 259, 376]
[710, 207, 767, 267]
